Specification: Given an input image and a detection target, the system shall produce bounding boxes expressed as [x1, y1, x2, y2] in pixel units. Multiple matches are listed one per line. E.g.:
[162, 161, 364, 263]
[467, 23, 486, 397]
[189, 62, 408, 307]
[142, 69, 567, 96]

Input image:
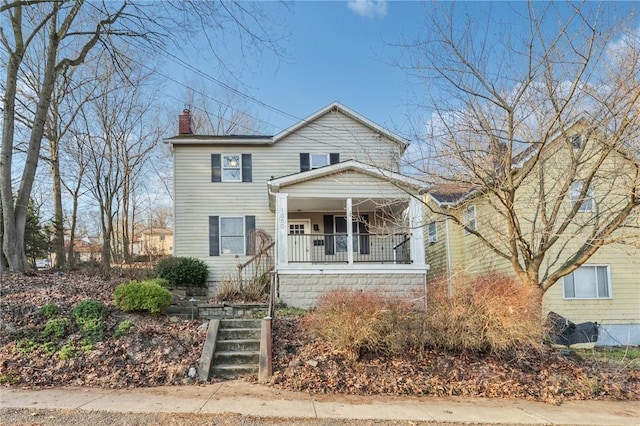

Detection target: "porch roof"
[268, 159, 426, 191]
[267, 160, 425, 213]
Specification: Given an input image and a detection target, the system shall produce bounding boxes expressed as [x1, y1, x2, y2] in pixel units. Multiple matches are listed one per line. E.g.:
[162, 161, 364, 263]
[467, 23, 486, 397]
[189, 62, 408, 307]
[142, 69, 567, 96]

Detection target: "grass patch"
[574, 346, 640, 369]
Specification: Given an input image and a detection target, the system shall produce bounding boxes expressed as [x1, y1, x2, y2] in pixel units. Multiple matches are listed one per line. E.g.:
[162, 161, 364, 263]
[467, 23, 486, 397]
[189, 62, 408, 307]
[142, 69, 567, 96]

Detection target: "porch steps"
[211, 319, 261, 379]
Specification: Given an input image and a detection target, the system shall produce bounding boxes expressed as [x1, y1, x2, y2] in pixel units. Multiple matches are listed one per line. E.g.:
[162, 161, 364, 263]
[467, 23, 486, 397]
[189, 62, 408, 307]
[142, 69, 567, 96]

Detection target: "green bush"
[58, 342, 78, 359]
[72, 300, 108, 344]
[155, 257, 208, 287]
[72, 300, 108, 323]
[39, 303, 61, 319]
[114, 320, 134, 337]
[41, 318, 68, 341]
[147, 278, 170, 288]
[114, 280, 173, 314]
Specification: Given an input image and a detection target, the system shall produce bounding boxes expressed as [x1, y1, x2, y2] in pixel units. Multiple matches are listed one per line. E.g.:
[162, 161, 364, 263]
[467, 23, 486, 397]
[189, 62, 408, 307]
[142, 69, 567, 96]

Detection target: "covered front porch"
[273, 194, 425, 269]
[268, 161, 426, 270]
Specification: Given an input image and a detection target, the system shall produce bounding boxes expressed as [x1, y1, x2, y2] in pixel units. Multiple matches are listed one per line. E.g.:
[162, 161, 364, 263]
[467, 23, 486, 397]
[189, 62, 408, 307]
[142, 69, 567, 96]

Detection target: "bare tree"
[1, 0, 284, 272]
[183, 84, 265, 135]
[401, 2, 639, 292]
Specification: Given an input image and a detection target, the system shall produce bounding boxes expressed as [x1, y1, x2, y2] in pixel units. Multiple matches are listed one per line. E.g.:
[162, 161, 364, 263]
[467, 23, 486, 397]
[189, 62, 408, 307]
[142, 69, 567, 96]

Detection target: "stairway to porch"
[204, 319, 262, 379]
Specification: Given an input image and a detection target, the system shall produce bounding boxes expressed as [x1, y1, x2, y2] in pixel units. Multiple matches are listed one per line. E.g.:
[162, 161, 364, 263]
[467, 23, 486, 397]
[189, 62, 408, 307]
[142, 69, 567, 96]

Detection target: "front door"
[288, 220, 311, 262]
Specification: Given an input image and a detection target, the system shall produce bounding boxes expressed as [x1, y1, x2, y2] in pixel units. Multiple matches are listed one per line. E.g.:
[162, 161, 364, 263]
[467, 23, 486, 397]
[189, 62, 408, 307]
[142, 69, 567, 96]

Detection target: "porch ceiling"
[286, 197, 407, 214]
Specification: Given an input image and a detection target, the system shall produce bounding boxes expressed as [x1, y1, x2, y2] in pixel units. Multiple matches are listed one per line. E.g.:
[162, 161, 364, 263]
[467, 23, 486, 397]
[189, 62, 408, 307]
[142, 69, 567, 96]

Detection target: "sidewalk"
[1, 380, 639, 425]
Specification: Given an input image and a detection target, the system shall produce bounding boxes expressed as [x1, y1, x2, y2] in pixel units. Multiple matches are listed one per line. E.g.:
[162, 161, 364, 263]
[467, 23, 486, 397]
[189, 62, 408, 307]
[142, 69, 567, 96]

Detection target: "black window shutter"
[330, 153, 340, 164]
[323, 215, 334, 255]
[359, 214, 370, 255]
[300, 153, 310, 172]
[209, 216, 219, 256]
[211, 154, 221, 182]
[245, 215, 256, 255]
[242, 154, 252, 182]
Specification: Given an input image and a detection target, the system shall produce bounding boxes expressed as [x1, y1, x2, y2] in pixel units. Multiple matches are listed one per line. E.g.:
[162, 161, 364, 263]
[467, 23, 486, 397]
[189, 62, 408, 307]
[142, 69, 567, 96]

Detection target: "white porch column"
[409, 197, 425, 266]
[276, 193, 288, 267]
[346, 197, 353, 264]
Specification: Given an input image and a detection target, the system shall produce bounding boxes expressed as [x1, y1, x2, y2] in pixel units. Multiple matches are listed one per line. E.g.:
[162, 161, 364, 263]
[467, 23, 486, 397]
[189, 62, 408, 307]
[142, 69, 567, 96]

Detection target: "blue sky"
[165, 1, 426, 137]
[163, 1, 637, 139]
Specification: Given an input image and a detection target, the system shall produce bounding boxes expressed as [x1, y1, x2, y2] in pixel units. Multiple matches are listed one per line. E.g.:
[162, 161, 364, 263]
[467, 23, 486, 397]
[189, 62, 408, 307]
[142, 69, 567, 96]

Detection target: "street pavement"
[1, 380, 639, 425]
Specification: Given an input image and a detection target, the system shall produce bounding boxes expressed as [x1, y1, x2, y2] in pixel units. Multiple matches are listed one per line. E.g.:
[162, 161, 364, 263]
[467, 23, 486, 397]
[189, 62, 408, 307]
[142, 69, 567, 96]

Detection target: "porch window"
[463, 205, 476, 235]
[322, 214, 369, 256]
[570, 180, 594, 212]
[563, 265, 611, 299]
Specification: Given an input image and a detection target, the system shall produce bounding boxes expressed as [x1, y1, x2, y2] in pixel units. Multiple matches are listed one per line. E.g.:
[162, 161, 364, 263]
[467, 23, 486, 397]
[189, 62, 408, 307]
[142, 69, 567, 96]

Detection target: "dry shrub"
[213, 274, 266, 303]
[426, 274, 545, 356]
[303, 288, 418, 362]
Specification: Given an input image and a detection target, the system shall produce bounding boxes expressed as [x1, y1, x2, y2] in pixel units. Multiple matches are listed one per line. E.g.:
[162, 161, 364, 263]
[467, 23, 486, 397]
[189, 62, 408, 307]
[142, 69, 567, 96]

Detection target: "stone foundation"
[277, 272, 427, 309]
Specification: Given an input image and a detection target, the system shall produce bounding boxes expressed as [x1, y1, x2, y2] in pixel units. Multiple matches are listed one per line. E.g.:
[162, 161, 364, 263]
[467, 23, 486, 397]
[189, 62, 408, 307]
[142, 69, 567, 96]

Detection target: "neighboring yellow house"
[422, 121, 640, 346]
[132, 227, 174, 257]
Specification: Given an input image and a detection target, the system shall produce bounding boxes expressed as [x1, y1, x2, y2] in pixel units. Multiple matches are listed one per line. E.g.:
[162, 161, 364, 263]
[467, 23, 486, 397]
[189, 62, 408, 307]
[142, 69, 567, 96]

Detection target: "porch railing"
[286, 233, 411, 264]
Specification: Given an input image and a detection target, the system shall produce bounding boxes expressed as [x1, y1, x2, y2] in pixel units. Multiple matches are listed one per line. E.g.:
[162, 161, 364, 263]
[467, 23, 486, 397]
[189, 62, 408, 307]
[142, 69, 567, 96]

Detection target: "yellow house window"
[463, 205, 476, 235]
[563, 265, 611, 299]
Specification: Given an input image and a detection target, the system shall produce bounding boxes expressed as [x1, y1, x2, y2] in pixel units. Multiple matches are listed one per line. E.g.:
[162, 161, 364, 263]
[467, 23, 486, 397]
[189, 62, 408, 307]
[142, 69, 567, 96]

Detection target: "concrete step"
[211, 364, 259, 379]
[214, 350, 259, 365]
[216, 339, 260, 352]
[218, 328, 261, 340]
[218, 319, 262, 329]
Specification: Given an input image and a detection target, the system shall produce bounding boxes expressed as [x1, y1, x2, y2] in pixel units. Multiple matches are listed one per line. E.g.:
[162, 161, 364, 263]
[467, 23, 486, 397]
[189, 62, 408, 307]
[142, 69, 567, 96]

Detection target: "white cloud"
[347, 0, 387, 20]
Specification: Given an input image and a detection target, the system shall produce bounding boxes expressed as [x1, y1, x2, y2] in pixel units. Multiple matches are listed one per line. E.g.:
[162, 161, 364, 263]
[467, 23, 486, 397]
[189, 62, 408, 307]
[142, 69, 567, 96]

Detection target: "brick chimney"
[178, 109, 193, 135]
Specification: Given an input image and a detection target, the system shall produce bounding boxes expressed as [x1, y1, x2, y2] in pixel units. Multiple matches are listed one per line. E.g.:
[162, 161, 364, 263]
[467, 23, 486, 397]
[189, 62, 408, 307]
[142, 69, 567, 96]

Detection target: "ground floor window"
[563, 265, 611, 299]
[209, 215, 255, 256]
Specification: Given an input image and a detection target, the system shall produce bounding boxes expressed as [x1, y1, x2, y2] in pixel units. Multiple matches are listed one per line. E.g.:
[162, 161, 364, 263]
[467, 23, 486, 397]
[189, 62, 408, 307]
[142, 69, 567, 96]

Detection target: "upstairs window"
[570, 180, 594, 212]
[211, 154, 252, 182]
[300, 153, 340, 172]
[563, 265, 611, 299]
[311, 154, 329, 169]
[222, 154, 241, 182]
[463, 205, 476, 235]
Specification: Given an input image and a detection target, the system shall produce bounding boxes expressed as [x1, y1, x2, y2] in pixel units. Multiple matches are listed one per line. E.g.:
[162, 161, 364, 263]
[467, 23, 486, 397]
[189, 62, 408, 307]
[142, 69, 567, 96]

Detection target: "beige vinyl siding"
[284, 112, 403, 171]
[173, 146, 275, 281]
[283, 171, 412, 199]
[173, 108, 406, 282]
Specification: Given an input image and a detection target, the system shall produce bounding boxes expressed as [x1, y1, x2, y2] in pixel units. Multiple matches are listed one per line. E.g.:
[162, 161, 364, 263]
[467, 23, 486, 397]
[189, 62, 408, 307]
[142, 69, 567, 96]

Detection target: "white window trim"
[563, 264, 612, 300]
[570, 180, 595, 213]
[463, 205, 477, 236]
[310, 153, 329, 169]
[222, 153, 242, 182]
[428, 221, 438, 243]
[219, 216, 245, 255]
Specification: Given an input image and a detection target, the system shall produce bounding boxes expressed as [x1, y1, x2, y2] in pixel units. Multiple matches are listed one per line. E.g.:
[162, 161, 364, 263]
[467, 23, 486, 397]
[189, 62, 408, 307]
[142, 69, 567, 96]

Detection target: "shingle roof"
[424, 183, 475, 205]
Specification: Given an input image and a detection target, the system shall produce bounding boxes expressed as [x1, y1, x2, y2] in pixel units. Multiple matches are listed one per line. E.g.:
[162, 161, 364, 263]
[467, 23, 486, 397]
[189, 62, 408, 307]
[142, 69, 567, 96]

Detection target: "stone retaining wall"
[277, 272, 427, 308]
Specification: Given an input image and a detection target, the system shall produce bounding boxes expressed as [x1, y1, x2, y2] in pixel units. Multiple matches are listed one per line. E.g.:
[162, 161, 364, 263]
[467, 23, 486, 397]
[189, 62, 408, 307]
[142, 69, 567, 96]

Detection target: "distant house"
[165, 103, 428, 308]
[132, 227, 173, 258]
[422, 119, 640, 346]
[69, 236, 102, 263]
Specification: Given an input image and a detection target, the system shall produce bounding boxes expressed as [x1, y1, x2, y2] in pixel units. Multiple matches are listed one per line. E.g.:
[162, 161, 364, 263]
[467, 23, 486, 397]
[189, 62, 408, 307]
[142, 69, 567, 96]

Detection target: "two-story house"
[422, 119, 640, 346]
[165, 103, 428, 308]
